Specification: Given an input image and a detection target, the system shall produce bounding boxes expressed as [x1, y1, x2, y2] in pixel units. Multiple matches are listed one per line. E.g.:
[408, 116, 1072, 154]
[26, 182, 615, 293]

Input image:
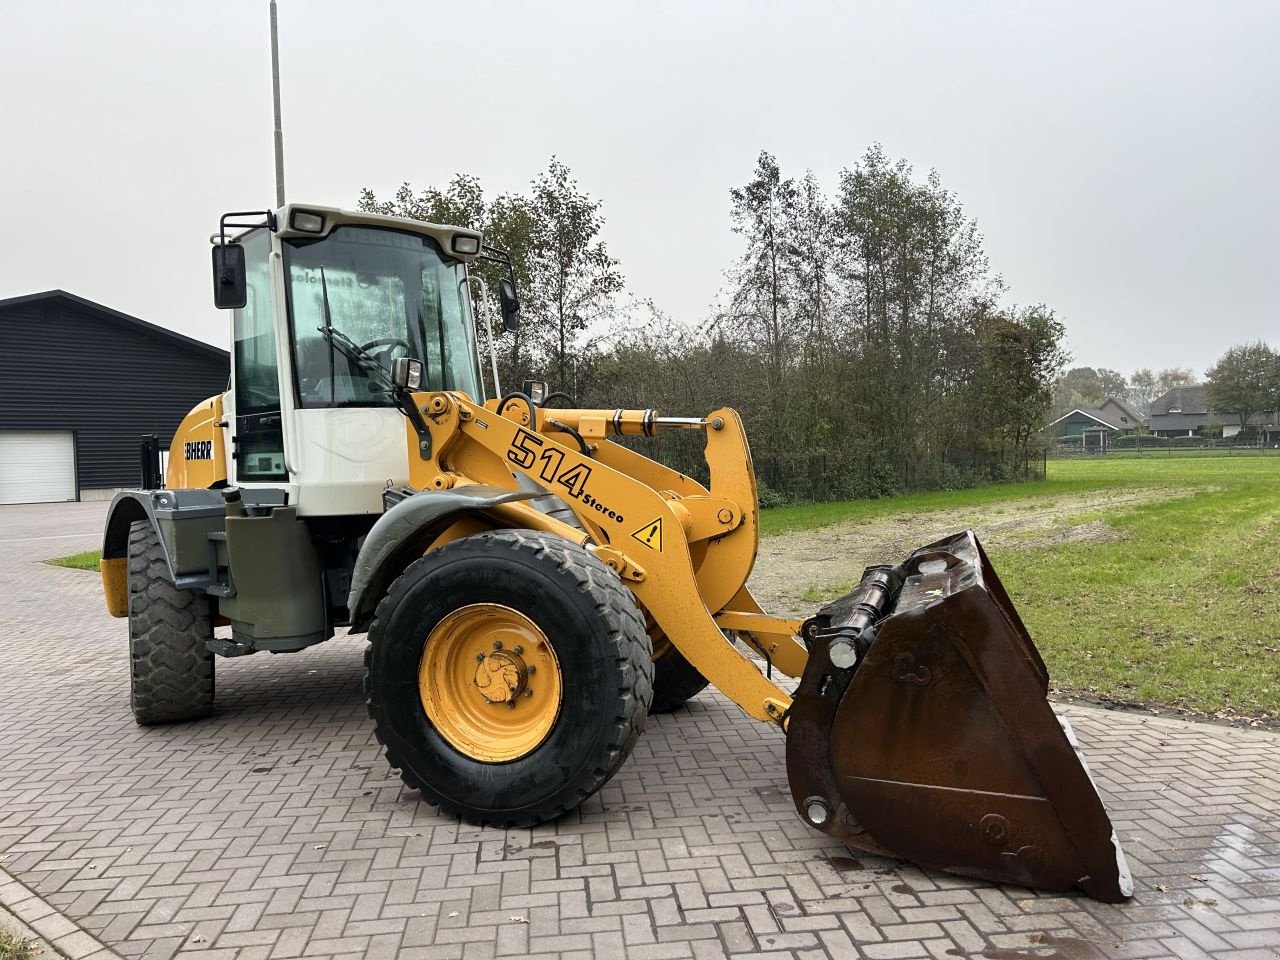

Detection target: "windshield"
[284, 225, 481, 407]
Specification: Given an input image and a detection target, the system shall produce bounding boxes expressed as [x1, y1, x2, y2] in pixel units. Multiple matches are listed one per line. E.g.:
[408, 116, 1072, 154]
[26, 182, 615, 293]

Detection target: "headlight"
[291, 210, 325, 233]
[522, 379, 547, 404]
[392, 357, 423, 390]
[451, 234, 481, 255]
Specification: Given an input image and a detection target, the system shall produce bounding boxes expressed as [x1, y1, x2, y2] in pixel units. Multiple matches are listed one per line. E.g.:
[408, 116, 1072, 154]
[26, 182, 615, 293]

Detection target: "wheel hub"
[418, 603, 562, 762]
[474, 649, 527, 703]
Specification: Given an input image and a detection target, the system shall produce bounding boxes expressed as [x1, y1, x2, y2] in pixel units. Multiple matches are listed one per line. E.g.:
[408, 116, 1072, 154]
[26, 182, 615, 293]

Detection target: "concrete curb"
[0, 866, 124, 960]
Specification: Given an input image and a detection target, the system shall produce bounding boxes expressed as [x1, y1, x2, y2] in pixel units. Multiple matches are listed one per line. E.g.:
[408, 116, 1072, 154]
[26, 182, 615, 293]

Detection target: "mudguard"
[346, 484, 538, 631]
[100, 488, 291, 616]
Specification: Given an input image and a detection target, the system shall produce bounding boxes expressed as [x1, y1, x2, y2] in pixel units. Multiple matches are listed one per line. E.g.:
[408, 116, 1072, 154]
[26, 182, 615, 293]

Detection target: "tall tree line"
[361, 148, 1069, 502]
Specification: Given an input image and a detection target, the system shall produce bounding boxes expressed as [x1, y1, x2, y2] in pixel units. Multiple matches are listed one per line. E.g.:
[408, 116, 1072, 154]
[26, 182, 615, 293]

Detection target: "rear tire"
[650, 643, 710, 713]
[365, 529, 653, 827]
[127, 520, 215, 724]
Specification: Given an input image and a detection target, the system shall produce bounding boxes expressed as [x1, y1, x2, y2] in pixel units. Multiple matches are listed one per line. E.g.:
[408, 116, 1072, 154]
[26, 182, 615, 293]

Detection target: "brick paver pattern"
[1, 502, 1278, 960]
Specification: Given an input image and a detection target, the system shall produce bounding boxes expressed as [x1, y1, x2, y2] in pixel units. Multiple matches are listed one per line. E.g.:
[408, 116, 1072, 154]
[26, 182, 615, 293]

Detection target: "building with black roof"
[1149, 383, 1279, 440]
[0, 290, 228, 504]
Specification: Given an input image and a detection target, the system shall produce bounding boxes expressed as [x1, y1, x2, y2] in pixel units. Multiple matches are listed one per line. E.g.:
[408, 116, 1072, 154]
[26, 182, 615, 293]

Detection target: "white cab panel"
[287, 407, 408, 516]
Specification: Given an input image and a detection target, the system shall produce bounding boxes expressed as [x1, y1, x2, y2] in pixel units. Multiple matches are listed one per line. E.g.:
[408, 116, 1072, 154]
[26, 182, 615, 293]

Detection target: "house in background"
[1099, 398, 1144, 431]
[1046, 397, 1144, 451]
[1148, 384, 1280, 440]
[1148, 385, 1211, 437]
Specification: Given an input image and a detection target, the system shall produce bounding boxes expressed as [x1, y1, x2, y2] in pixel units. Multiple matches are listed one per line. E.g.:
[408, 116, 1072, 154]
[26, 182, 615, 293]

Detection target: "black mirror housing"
[498, 278, 520, 332]
[212, 244, 247, 310]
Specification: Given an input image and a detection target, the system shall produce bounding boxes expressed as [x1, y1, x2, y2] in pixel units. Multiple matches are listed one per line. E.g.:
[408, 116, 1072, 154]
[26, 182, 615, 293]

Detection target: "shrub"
[756, 479, 788, 509]
[936, 461, 979, 491]
[1112, 434, 1166, 449]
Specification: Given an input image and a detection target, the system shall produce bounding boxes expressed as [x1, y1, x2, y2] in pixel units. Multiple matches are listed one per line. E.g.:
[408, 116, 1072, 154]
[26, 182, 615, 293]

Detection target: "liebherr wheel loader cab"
[100, 204, 1132, 902]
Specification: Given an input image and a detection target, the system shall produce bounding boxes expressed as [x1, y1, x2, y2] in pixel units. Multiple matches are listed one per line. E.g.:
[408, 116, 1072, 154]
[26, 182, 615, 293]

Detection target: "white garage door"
[0, 431, 77, 505]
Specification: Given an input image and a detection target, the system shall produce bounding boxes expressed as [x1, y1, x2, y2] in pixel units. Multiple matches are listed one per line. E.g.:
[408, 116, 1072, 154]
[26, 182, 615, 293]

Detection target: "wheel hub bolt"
[507, 701, 516, 709]
[527, 665, 536, 675]
[475, 654, 485, 662]
[513, 645, 523, 655]
[524, 689, 533, 697]
[493, 641, 503, 650]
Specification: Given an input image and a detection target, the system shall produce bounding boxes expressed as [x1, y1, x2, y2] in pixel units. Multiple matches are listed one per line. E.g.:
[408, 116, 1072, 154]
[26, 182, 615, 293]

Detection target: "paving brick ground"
[1, 501, 1278, 960]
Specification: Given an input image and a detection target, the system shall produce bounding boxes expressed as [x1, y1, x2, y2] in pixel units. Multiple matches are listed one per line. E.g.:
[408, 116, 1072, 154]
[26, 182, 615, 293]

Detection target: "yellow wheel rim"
[418, 603, 563, 763]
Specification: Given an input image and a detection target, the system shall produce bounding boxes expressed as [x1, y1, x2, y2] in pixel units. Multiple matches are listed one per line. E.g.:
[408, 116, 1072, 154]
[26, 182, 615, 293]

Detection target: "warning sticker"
[630, 517, 663, 552]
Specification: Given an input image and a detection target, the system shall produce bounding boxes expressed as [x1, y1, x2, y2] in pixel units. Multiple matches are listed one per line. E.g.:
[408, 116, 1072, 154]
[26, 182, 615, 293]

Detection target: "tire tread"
[365, 528, 653, 827]
[128, 520, 214, 724]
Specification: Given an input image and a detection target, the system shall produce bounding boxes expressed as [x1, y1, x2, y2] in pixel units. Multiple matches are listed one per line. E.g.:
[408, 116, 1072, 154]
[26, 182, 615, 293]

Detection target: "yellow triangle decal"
[630, 517, 663, 552]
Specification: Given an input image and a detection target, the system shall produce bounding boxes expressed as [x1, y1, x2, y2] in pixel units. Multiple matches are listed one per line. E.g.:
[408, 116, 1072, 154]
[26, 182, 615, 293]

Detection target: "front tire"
[127, 520, 214, 724]
[365, 529, 653, 827]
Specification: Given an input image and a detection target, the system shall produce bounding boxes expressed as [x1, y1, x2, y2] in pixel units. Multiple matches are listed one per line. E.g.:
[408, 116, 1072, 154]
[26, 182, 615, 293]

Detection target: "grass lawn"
[764, 454, 1280, 722]
[46, 549, 101, 571]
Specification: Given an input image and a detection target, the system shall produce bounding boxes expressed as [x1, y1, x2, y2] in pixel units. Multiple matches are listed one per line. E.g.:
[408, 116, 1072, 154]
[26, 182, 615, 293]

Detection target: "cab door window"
[232, 229, 287, 481]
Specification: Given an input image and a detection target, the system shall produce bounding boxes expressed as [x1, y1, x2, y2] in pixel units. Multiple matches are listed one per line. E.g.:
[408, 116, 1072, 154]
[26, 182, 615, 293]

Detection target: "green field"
[765, 454, 1280, 722]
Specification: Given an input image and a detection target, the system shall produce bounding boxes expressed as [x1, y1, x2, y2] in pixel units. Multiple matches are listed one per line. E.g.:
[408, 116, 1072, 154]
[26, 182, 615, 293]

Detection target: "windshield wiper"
[315, 323, 394, 393]
[316, 267, 393, 393]
[315, 317, 435, 450]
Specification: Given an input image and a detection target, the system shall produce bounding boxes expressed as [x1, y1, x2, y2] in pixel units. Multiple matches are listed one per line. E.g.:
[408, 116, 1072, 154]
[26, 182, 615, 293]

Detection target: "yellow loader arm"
[406, 391, 804, 724]
[401, 390, 1132, 902]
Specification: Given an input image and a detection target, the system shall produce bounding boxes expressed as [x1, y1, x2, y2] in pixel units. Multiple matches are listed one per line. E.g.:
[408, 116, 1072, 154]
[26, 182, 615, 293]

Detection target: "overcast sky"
[1, 1, 1275, 376]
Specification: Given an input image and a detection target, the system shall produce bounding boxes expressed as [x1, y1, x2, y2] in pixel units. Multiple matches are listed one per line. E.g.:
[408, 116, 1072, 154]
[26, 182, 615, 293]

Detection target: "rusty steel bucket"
[786, 530, 1133, 902]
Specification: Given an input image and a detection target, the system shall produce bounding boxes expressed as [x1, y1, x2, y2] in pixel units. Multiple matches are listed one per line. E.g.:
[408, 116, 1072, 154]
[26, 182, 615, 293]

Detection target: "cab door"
[230, 228, 289, 486]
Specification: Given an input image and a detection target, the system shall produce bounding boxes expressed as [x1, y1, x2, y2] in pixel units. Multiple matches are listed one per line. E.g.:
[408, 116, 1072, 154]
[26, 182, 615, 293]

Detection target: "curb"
[0, 866, 124, 960]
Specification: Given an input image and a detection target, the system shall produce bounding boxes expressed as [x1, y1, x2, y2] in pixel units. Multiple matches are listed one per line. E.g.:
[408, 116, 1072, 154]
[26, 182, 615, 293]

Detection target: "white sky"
[1, 1, 1275, 376]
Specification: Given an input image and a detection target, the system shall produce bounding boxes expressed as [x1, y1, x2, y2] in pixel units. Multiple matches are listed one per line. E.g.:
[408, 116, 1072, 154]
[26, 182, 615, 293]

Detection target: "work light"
[290, 210, 325, 233]
[451, 234, 481, 255]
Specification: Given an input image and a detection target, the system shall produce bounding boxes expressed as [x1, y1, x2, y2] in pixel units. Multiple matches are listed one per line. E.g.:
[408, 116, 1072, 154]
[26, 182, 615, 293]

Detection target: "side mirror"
[498, 278, 520, 332]
[391, 356, 423, 390]
[212, 244, 247, 309]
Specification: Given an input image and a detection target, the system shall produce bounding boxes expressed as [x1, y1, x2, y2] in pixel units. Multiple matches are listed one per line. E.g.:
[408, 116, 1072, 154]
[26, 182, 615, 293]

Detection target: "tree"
[1125, 368, 1158, 415]
[974, 306, 1069, 474]
[525, 158, 624, 392]
[1206, 342, 1280, 441]
[358, 174, 486, 229]
[722, 152, 800, 450]
[1096, 368, 1127, 401]
[1052, 367, 1103, 414]
[831, 145, 999, 483]
[1155, 366, 1197, 395]
[360, 159, 621, 393]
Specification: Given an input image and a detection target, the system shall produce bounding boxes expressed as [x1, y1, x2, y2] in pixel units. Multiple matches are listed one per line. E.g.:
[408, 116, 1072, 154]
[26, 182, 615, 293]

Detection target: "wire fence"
[1050, 436, 1280, 459]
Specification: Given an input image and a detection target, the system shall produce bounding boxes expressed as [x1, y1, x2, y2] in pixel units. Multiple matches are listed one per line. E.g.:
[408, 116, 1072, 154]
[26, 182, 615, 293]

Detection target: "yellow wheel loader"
[99, 205, 1132, 901]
